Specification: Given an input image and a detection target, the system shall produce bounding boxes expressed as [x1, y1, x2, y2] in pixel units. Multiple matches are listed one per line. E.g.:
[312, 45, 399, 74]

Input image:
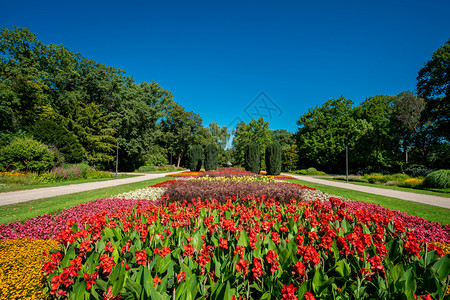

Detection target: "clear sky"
[2, 0, 449, 133]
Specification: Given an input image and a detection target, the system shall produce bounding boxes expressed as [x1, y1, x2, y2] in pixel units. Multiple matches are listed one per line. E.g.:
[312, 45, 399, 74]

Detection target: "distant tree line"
[0, 27, 230, 171]
[1, 27, 448, 174]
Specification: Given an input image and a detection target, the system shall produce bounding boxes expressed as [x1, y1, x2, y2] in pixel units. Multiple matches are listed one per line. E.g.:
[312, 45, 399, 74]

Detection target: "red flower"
[251, 257, 264, 279]
[135, 249, 148, 266]
[96, 254, 115, 275]
[281, 284, 297, 300]
[154, 246, 171, 258]
[219, 238, 228, 249]
[235, 259, 249, 276]
[83, 272, 98, 290]
[304, 292, 315, 300]
[177, 270, 186, 283]
[153, 276, 162, 286]
[104, 242, 114, 253]
[271, 232, 280, 244]
[292, 261, 305, 277]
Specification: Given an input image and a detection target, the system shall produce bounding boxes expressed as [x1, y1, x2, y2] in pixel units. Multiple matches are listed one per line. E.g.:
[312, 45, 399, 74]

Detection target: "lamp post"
[346, 145, 348, 183]
[115, 142, 119, 179]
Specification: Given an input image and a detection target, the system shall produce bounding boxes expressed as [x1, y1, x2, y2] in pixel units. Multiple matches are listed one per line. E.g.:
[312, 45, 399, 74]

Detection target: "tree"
[232, 118, 273, 168]
[295, 97, 371, 172]
[160, 103, 210, 168]
[204, 144, 218, 171]
[352, 95, 397, 170]
[265, 142, 282, 175]
[390, 91, 425, 165]
[188, 145, 203, 171]
[283, 145, 299, 171]
[417, 38, 449, 142]
[244, 142, 260, 174]
[208, 122, 230, 166]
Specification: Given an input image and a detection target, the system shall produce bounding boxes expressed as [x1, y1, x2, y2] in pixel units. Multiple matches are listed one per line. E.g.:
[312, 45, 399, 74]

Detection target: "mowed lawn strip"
[0, 174, 139, 193]
[316, 176, 450, 198]
[0, 177, 171, 225]
[285, 178, 450, 226]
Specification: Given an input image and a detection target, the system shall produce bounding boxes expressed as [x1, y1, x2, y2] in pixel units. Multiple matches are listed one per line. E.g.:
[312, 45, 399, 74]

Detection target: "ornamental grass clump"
[0, 238, 58, 300]
[424, 169, 450, 189]
[43, 196, 449, 299]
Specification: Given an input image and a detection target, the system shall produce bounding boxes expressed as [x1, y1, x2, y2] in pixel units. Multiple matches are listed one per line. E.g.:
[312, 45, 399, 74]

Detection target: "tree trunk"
[177, 155, 181, 168]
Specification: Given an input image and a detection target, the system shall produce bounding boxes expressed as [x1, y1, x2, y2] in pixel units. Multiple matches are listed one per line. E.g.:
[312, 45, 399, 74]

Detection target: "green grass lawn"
[318, 177, 450, 197]
[0, 177, 170, 225]
[285, 178, 450, 226]
[0, 174, 139, 193]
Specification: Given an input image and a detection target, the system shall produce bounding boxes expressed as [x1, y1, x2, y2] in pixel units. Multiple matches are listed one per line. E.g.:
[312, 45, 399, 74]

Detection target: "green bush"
[404, 168, 434, 178]
[86, 170, 112, 179]
[306, 167, 317, 174]
[388, 173, 411, 182]
[143, 153, 168, 167]
[188, 145, 203, 171]
[244, 142, 260, 174]
[204, 144, 218, 171]
[424, 169, 450, 189]
[365, 173, 389, 184]
[265, 142, 282, 175]
[0, 137, 56, 173]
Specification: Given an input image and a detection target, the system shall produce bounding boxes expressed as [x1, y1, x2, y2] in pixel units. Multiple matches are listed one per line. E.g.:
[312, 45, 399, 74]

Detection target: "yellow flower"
[0, 239, 59, 300]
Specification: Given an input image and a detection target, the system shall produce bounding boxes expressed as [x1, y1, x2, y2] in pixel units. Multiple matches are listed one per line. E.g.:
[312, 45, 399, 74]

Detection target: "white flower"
[113, 187, 167, 200]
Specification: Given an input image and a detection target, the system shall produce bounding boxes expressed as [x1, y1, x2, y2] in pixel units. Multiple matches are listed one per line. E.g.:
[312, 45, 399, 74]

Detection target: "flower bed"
[0, 198, 159, 241]
[43, 196, 449, 299]
[0, 238, 58, 299]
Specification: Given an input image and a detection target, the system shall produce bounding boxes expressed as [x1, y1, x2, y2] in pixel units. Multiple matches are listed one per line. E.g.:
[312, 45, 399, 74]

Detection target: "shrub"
[0, 137, 55, 173]
[86, 170, 112, 179]
[244, 142, 260, 174]
[265, 142, 282, 175]
[143, 153, 168, 167]
[388, 173, 411, 182]
[402, 178, 425, 188]
[74, 162, 94, 178]
[50, 165, 83, 181]
[188, 145, 203, 171]
[306, 167, 317, 174]
[204, 144, 218, 171]
[424, 169, 450, 189]
[365, 173, 389, 184]
[0, 171, 38, 185]
[404, 168, 434, 178]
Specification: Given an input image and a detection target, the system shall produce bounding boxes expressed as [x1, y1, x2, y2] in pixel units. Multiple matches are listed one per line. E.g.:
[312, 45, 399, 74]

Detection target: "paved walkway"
[0, 172, 182, 206]
[286, 174, 450, 209]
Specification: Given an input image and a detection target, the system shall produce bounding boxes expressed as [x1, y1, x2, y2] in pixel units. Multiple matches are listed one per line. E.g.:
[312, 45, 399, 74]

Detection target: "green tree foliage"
[265, 142, 282, 175]
[0, 27, 176, 170]
[283, 144, 299, 171]
[161, 103, 211, 168]
[295, 97, 370, 172]
[188, 145, 203, 171]
[0, 137, 55, 172]
[232, 118, 272, 168]
[204, 144, 218, 171]
[208, 122, 230, 166]
[244, 142, 260, 174]
[352, 95, 397, 170]
[416, 39, 449, 161]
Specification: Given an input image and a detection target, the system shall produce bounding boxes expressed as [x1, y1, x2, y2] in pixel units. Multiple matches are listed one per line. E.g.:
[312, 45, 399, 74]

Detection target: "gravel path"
[286, 174, 450, 209]
[0, 172, 182, 206]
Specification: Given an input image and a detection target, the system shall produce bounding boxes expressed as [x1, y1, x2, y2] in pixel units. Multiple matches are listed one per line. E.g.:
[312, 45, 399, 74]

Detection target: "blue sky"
[2, 0, 449, 133]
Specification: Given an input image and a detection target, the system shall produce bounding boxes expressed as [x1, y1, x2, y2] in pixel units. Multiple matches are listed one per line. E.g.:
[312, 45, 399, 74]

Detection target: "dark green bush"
[404, 168, 434, 178]
[265, 142, 282, 175]
[188, 145, 203, 171]
[424, 169, 450, 189]
[0, 137, 56, 173]
[306, 167, 317, 174]
[244, 142, 260, 174]
[204, 144, 218, 171]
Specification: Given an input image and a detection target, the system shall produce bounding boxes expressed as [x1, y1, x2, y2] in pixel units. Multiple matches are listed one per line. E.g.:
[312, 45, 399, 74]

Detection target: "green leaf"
[73, 282, 87, 300]
[192, 231, 203, 251]
[335, 260, 350, 278]
[433, 254, 450, 281]
[399, 268, 416, 294]
[112, 265, 128, 296]
[124, 279, 142, 297]
[237, 229, 249, 247]
[103, 227, 114, 240]
[223, 280, 234, 300]
[390, 263, 405, 283]
[260, 291, 272, 300]
[159, 254, 172, 274]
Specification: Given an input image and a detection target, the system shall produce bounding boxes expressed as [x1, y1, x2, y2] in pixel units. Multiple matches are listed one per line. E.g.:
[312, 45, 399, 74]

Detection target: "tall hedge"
[188, 145, 203, 171]
[204, 144, 218, 171]
[265, 142, 282, 175]
[244, 142, 260, 174]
